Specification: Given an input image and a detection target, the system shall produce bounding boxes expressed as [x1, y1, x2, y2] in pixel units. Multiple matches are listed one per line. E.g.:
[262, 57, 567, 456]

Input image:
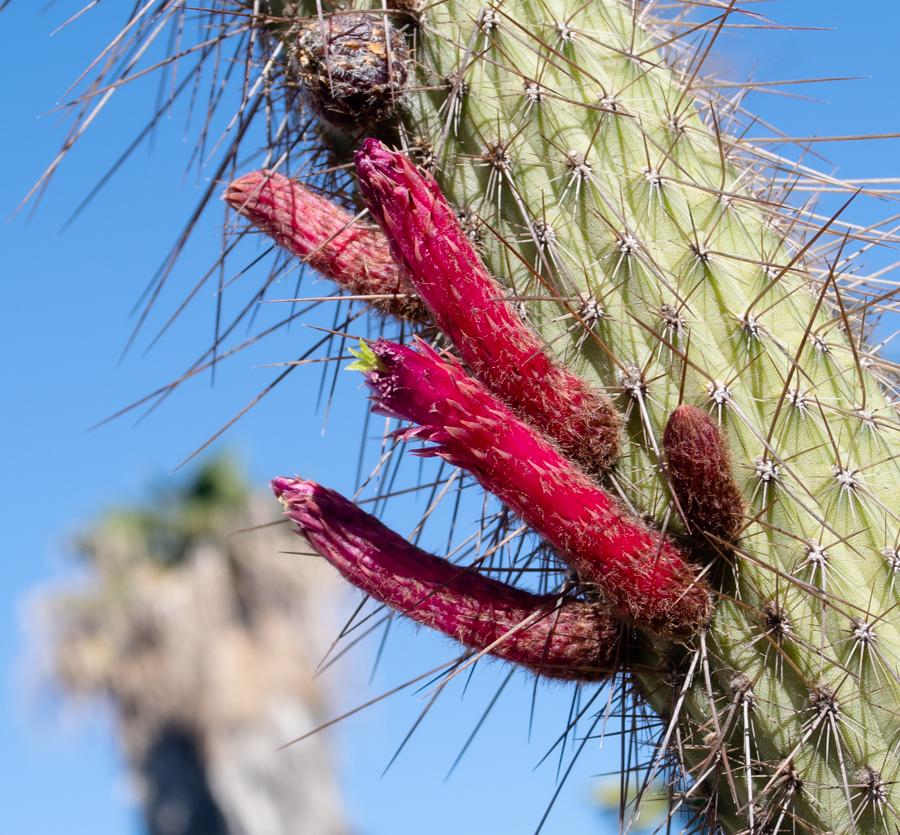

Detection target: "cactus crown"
[28, 1, 900, 833]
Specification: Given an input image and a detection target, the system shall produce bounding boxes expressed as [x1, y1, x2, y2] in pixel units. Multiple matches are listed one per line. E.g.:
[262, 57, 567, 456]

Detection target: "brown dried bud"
[663, 405, 746, 543]
[291, 13, 408, 131]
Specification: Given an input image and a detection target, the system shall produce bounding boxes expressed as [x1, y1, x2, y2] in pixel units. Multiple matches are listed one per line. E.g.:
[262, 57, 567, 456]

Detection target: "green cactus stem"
[350, 3, 900, 830]
[257, 3, 900, 830]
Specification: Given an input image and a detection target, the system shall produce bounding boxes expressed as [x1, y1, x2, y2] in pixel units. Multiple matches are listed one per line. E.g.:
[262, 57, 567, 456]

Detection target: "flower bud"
[225, 171, 428, 322]
[355, 139, 622, 477]
[358, 339, 711, 638]
[663, 405, 746, 543]
[273, 477, 619, 681]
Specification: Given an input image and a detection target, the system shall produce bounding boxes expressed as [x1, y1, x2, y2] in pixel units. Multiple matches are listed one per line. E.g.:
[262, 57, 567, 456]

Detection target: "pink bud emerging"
[354, 139, 622, 477]
[363, 339, 712, 638]
[224, 171, 428, 322]
[663, 405, 746, 543]
[272, 477, 618, 681]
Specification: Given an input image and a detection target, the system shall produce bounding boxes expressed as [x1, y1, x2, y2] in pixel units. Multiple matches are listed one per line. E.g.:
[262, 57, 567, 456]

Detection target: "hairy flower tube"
[356, 338, 711, 638]
[663, 405, 746, 544]
[224, 170, 428, 322]
[355, 139, 622, 477]
[272, 477, 619, 681]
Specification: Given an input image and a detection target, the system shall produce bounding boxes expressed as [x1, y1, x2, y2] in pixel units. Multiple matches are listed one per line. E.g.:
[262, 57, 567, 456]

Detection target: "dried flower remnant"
[386, 0, 428, 17]
[273, 477, 619, 681]
[356, 338, 711, 638]
[663, 405, 746, 543]
[355, 139, 622, 477]
[290, 13, 409, 131]
[224, 172, 428, 322]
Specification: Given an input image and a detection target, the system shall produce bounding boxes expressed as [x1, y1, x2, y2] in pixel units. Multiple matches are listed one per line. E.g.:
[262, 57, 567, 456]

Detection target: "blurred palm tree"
[45, 456, 348, 835]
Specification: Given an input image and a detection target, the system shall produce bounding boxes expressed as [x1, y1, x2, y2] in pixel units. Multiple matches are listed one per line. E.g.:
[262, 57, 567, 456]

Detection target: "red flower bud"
[361, 339, 711, 638]
[354, 139, 622, 477]
[663, 405, 746, 543]
[224, 171, 428, 322]
[273, 477, 619, 681]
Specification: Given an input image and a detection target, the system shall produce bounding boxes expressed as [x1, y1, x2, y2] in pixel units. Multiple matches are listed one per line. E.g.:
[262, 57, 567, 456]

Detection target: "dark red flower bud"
[273, 477, 619, 681]
[663, 405, 746, 543]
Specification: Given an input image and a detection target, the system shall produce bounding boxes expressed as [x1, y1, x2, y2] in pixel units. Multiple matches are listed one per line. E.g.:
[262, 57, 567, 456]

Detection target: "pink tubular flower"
[272, 477, 619, 681]
[354, 139, 622, 477]
[224, 170, 429, 322]
[360, 339, 712, 638]
[663, 405, 746, 543]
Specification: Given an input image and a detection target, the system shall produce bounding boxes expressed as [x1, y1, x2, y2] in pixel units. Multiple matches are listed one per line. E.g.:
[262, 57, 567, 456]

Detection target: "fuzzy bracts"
[663, 405, 746, 544]
[273, 477, 619, 681]
[224, 171, 428, 322]
[355, 140, 622, 477]
[362, 338, 712, 638]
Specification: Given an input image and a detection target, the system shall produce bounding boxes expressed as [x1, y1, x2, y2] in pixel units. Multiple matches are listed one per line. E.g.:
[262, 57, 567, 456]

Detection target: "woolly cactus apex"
[289, 13, 409, 131]
[272, 476, 619, 681]
[358, 338, 711, 639]
[224, 171, 428, 322]
[355, 139, 622, 477]
[663, 405, 746, 544]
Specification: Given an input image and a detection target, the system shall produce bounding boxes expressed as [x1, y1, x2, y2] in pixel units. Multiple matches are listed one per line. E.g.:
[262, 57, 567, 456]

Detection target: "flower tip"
[222, 170, 271, 209]
[346, 339, 388, 374]
[670, 403, 706, 426]
[354, 140, 410, 192]
[663, 404, 721, 455]
[221, 183, 245, 207]
[355, 137, 389, 167]
[270, 476, 310, 503]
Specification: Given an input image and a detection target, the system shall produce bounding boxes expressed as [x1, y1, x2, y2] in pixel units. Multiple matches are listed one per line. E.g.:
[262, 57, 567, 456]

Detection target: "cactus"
[30, 1, 900, 833]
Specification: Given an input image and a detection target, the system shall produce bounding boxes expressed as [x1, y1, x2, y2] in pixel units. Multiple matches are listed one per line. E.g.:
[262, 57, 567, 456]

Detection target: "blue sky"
[3, 2, 899, 834]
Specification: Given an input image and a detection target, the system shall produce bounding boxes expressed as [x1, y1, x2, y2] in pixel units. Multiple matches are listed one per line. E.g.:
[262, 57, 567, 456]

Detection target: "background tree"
[44, 457, 348, 835]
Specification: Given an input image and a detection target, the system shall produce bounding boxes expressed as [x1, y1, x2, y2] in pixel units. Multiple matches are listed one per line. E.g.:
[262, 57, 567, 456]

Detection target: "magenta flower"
[273, 477, 619, 681]
[663, 405, 746, 543]
[224, 170, 428, 322]
[354, 140, 622, 477]
[359, 339, 711, 638]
